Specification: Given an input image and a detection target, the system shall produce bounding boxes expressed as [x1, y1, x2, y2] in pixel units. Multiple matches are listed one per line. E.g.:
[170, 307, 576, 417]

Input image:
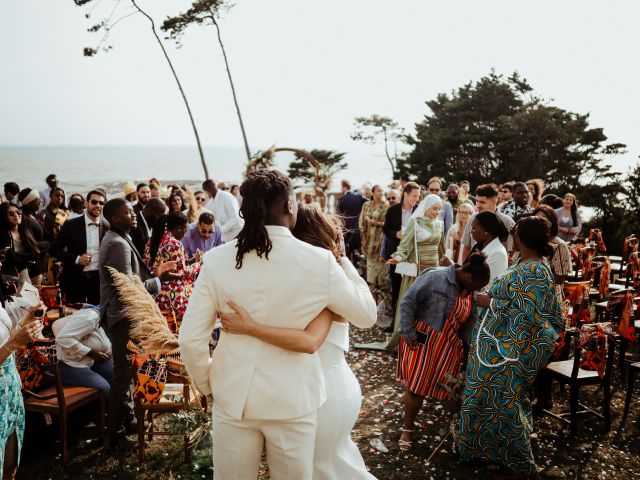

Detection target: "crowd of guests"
[0, 170, 586, 479]
[0, 174, 243, 476]
[336, 175, 583, 478]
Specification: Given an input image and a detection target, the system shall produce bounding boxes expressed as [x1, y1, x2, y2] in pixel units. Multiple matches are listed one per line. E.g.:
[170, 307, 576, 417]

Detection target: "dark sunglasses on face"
[90, 199, 105, 206]
[429, 188, 439, 193]
[8, 211, 22, 217]
[196, 197, 206, 202]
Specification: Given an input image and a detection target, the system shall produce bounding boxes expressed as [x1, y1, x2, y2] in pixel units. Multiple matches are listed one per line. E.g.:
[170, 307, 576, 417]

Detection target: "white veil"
[410, 194, 442, 221]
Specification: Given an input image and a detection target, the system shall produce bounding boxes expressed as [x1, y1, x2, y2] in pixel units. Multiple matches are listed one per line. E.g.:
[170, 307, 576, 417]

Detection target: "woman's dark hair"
[48, 187, 67, 210]
[292, 203, 342, 262]
[526, 179, 545, 202]
[460, 251, 490, 287]
[565, 193, 579, 227]
[514, 216, 553, 257]
[539, 194, 563, 210]
[474, 211, 509, 243]
[167, 190, 187, 212]
[235, 170, 292, 269]
[0, 202, 40, 254]
[148, 212, 188, 266]
[533, 205, 559, 238]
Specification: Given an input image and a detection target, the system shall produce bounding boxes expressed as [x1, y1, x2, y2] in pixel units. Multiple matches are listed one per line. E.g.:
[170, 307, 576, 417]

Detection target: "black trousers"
[389, 264, 402, 312]
[106, 319, 132, 436]
[65, 271, 100, 305]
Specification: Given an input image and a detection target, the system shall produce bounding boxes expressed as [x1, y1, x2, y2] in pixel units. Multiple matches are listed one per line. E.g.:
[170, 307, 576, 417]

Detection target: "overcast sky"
[1, 0, 639, 172]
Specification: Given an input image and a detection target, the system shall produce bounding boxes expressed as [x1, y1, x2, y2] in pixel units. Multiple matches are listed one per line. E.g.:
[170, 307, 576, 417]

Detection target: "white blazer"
[179, 225, 376, 421]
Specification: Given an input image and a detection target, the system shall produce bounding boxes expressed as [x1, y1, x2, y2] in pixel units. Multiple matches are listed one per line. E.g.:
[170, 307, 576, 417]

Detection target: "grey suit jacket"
[98, 230, 158, 328]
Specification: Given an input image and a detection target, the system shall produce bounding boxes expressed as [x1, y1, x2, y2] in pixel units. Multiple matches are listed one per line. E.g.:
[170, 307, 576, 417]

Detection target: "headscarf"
[410, 194, 442, 221]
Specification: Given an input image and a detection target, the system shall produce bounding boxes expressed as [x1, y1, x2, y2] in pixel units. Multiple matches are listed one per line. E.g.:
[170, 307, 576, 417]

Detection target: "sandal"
[398, 429, 415, 452]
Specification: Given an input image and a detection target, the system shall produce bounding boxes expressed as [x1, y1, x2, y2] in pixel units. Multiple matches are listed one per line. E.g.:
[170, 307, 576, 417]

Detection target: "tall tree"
[75, 0, 210, 179]
[288, 149, 348, 208]
[162, 1, 252, 163]
[351, 115, 406, 179]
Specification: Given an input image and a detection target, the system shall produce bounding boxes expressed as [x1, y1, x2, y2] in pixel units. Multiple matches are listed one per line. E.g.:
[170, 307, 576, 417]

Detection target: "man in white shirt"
[202, 179, 244, 243]
[50, 189, 109, 304]
[39, 173, 58, 209]
[55, 306, 112, 396]
[181, 170, 376, 480]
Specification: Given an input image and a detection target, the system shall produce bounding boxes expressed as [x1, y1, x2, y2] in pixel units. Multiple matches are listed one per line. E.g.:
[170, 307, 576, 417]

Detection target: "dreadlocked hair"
[235, 170, 292, 269]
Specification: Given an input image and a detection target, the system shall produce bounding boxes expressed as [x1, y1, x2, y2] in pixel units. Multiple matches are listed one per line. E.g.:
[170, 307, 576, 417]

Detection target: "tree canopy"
[399, 71, 626, 193]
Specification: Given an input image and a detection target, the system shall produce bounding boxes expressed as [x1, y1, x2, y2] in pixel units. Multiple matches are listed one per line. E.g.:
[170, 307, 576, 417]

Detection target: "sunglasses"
[429, 188, 440, 193]
[90, 199, 105, 206]
[8, 210, 22, 217]
[196, 197, 206, 202]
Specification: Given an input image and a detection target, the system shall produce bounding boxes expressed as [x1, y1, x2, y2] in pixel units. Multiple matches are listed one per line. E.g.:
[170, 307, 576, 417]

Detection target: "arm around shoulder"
[327, 255, 376, 328]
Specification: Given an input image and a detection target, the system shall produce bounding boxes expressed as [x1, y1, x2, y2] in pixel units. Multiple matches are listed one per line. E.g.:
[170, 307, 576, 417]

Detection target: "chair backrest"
[572, 323, 615, 381]
[21, 339, 67, 411]
[565, 281, 592, 326]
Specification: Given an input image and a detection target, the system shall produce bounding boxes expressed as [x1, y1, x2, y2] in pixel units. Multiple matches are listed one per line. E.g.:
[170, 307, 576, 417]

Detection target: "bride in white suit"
[221, 203, 378, 480]
[180, 171, 376, 480]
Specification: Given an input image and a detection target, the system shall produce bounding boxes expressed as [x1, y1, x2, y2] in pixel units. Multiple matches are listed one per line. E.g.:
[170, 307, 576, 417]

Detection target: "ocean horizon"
[0, 145, 394, 197]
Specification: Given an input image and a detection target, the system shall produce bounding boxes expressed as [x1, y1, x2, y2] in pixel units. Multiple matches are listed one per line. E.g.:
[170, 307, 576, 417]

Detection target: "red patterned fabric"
[396, 295, 472, 400]
[589, 228, 607, 254]
[144, 232, 201, 326]
[616, 292, 637, 342]
[598, 257, 611, 301]
[564, 282, 591, 326]
[578, 323, 613, 379]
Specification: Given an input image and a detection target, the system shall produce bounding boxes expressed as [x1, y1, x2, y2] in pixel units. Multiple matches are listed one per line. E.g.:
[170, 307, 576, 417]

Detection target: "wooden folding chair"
[541, 324, 615, 436]
[22, 339, 105, 465]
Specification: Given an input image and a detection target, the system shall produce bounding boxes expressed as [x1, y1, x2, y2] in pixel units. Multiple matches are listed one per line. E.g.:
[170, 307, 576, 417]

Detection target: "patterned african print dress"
[1, 308, 25, 473]
[396, 294, 472, 399]
[144, 232, 201, 331]
[458, 259, 562, 474]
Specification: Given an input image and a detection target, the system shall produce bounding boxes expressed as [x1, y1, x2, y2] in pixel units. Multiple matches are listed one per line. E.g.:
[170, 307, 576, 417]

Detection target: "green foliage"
[161, 0, 229, 42]
[287, 149, 348, 194]
[351, 114, 407, 178]
[400, 71, 626, 192]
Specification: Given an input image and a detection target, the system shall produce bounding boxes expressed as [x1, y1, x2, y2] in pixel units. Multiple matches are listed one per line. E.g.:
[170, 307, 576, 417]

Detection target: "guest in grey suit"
[99, 198, 176, 451]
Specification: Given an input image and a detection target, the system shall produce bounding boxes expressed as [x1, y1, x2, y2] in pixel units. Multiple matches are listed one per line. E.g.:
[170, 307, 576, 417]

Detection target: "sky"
[1, 0, 639, 173]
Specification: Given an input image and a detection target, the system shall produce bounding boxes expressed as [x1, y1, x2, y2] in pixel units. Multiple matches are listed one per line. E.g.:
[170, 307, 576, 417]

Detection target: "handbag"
[395, 225, 419, 277]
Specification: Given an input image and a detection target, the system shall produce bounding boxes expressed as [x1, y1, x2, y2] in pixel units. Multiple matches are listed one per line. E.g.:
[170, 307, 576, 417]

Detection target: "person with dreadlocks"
[180, 170, 376, 480]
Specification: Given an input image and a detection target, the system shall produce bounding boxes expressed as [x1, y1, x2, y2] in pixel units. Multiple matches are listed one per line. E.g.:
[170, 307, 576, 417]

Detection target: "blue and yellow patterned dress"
[458, 259, 562, 474]
[1, 308, 25, 473]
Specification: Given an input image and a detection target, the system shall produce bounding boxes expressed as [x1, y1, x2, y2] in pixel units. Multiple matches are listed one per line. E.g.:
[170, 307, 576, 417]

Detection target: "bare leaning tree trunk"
[211, 15, 251, 163]
[131, 0, 210, 179]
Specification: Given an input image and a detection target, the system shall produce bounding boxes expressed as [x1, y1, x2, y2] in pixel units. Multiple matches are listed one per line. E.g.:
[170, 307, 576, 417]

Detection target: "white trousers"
[212, 408, 318, 480]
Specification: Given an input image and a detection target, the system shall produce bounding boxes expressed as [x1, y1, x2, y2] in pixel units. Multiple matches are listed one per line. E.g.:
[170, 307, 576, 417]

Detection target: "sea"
[0, 145, 394, 197]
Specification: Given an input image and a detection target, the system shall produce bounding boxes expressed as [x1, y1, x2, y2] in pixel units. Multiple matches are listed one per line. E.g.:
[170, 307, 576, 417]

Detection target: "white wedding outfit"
[314, 321, 378, 480]
[179, 226, 376, 480]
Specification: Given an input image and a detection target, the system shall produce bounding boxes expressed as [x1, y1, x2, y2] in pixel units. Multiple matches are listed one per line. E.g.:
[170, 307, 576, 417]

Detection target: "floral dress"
[458, 260, 563, 474]
[144, 232, 201, 331]
[0, 308, 24, 473]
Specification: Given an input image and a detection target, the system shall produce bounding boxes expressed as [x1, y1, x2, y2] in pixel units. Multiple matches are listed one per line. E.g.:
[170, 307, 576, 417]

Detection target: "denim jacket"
[399, 264, 478, 343]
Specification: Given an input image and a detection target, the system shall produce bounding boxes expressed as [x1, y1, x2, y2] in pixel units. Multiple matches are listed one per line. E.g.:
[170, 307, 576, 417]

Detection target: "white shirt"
[482, 237, 509, 290]
[0, 307, 13, 349]
[205, 190, 244, 243]
[39, 187, 52, 209]
[55, 308, 111, 368]
[78, 213, 101, 272]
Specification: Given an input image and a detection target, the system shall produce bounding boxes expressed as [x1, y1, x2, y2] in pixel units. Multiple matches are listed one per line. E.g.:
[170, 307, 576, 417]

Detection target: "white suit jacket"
[179, 225, 376, 421]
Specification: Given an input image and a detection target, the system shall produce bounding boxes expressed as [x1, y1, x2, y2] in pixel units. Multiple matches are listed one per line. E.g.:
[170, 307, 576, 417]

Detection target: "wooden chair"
[22, 339, 105, 465]
[133, 368, 197, 463]
[620, 361, 640, 432]
[541, 325, 616, 436]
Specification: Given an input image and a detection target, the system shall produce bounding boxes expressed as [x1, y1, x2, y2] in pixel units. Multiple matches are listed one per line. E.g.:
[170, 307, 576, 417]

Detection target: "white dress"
[314, 321, 377, 480]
